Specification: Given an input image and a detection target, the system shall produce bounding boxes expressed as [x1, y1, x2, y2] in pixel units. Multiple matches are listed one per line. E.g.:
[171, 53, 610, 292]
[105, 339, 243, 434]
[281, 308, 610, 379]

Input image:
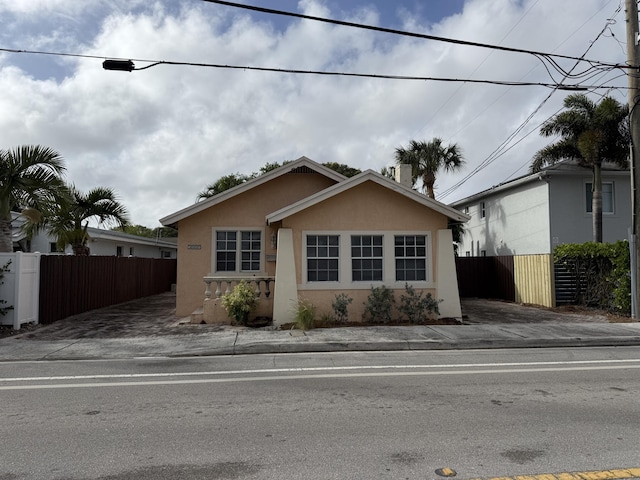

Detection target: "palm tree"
[531, 94, 629, 242]
[0, 145, 68, 252]
[197, 173, 249, 201]
[45, 185, 130, 255]
[395, 138, 465, 199]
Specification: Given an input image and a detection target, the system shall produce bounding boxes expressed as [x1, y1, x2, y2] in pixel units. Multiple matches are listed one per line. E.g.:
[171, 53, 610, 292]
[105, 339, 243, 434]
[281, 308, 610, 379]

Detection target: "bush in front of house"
[554, 241, 630, 315]
[221, 280, 257, 326]
[362, 285, 395, 324]
[398, 283, 441, 323]
[332, 293, 353, 323]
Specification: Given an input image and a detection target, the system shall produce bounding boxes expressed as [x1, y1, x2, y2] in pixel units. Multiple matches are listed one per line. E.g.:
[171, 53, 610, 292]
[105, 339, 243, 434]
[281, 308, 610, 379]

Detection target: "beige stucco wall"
[175, 172, 337, 317]
[280, 181, 450, 320]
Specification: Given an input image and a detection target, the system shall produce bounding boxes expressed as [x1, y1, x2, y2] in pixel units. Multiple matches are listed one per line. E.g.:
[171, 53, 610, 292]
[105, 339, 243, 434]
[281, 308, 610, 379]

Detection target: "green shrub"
[221, 280, 257, 325]
[362, 285, 395, 323]
[398, 283, 441, 323]
[332, 293, 352, 323]
[554, 241, 630, 315]
[294, 298, 316, 330]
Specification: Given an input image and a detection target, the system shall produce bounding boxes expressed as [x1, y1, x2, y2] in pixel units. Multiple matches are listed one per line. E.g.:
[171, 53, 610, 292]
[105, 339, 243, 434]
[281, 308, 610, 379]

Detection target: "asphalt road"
[1, 347, 639, 480]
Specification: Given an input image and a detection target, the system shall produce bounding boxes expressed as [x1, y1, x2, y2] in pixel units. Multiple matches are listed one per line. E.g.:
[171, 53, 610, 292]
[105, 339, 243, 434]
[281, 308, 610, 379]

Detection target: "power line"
[438, 5, 624, 200]
[0, 47, 623, 90]
[201, 0, 626, 72]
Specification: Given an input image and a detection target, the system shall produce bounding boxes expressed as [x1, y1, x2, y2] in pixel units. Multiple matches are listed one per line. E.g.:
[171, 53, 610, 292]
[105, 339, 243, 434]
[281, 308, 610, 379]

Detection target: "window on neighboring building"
[215, 230, 261, 272]
[351, 235, 383, 281]
[50, 242, 58, 253]
[481, 250, 487, 257]
[307, 235, 339, 282]
[394, 235, 427, 281]
[129, 247, 135, 256]
[465, 251, 471, 257]
[586, 182, 614, 214]
[480, 202, 486, 218]
[116, 246, 123, 257]
[161, 250, 172, 259]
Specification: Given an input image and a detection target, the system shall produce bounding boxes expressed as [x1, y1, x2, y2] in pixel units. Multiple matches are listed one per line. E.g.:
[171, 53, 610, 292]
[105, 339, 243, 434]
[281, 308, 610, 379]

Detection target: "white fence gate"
[0, 252, 40, 330]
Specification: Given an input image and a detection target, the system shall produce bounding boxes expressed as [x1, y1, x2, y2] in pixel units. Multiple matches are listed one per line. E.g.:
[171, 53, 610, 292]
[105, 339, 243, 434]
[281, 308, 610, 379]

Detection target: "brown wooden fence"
[455, 256, 515, 301]
[456, 254, 556, 307]
[39, 256, 177, 324]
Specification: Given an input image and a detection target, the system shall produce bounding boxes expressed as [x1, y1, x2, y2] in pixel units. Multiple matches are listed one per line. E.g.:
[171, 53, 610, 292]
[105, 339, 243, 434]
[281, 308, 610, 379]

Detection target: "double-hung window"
[307, 235, 339, 282]
[394, 235, 427, 281]
[586, 182, 614, 214]
[215, 230, 261, 272]
[240, 231, 261, 271]
[351, 235, 383, 281]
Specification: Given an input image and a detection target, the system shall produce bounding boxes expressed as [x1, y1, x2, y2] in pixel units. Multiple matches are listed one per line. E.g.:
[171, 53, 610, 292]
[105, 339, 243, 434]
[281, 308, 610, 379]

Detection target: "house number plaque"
[187, 244, 202, 250]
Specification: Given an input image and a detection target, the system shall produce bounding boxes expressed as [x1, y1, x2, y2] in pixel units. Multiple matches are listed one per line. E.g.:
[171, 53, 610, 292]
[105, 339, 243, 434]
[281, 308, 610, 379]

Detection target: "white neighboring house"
[13, 222, 177, 258]
[450, 160, 631, 257]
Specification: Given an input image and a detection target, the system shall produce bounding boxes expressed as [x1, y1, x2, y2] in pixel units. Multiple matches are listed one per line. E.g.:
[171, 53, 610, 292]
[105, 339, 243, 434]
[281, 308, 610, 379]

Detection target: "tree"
[0, 145, 68, 252]
[119, 224, 155, 237]
[531, 94, 629, 242]
[395, 138, 465, 199]
[322, 162, 361, 178]
[197, 160, 362, 199]
[45, 185, 130, 255]
[116, 225, 178, 238]
[197, 173, 248, 201]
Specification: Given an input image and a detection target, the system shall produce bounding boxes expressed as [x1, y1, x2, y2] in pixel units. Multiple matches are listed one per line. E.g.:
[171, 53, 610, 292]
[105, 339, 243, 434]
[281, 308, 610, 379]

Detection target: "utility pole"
[626, 0, 640, 318]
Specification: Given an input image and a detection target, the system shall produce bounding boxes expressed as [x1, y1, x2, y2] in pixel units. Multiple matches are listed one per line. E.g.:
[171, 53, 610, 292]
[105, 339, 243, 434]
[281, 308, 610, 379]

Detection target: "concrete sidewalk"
[1, 292, 639, 361]
[2, 319, 640, 361]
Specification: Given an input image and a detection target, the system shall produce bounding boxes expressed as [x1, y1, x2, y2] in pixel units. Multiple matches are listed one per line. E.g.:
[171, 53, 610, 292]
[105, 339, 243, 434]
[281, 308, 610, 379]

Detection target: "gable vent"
[288, 166, 316, 174]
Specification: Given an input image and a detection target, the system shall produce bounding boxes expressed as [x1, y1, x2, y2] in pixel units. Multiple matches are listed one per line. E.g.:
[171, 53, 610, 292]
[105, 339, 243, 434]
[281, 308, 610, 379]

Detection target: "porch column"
[272, 228, 297, 326]
[436, 229, 463, 320]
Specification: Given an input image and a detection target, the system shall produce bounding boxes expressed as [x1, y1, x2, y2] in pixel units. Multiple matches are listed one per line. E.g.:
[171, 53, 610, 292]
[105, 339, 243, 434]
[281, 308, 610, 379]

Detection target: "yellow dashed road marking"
[470, 468, 640, 480]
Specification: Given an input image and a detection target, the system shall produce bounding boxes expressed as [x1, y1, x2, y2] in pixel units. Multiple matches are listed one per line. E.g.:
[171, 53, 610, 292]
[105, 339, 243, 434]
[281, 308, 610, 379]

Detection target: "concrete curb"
[1, 323, 640, 361]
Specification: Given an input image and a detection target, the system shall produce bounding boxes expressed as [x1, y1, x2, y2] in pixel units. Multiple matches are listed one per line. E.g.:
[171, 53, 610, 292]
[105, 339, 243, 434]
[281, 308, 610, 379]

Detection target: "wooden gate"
[455, 256, 515, 301]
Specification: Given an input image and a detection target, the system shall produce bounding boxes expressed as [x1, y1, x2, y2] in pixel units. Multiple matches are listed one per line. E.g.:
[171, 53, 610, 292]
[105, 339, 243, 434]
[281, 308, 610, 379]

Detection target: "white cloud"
[0, 0, 627, 227]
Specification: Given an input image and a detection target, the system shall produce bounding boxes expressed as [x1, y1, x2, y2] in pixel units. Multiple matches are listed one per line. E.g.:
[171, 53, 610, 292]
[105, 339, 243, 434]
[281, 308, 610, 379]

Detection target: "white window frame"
[306, 234, 340, 282]
[301, 230, 433, 290]
[212, 228, 265, 274]
[394, 234, 429, 282]
[585, 181, 614, 215]
[351, 234, 384, 282]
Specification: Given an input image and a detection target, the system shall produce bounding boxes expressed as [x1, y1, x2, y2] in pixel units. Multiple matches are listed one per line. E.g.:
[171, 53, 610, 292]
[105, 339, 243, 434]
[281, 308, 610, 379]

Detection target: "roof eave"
[160, 156, 346, 226]
[267, 170, 471, 224]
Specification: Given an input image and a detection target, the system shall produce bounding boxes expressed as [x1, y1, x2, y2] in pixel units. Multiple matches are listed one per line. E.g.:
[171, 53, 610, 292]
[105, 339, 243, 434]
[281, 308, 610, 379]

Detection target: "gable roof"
[266, 169, 471, 224]
[450, 159, 629, 207]
[159, 156, 346, 227]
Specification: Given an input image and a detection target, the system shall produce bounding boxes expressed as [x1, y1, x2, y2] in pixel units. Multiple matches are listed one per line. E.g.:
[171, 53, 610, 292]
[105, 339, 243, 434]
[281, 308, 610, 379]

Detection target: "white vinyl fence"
[0, 252, 40, 330]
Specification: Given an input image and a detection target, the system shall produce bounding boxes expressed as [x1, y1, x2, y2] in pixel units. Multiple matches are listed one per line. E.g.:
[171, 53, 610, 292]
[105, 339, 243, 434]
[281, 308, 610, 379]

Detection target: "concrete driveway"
[3, 293, 630, 341]
[461, 298, 623, 324]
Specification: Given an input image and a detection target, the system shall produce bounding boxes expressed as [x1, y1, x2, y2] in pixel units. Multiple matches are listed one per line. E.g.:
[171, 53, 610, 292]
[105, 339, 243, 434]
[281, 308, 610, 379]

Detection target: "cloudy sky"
[0, 0, 629, 228]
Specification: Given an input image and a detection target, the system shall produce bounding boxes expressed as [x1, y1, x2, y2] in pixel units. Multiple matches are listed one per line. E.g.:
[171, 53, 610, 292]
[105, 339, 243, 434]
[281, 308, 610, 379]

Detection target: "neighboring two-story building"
[450, 160, 631, 257]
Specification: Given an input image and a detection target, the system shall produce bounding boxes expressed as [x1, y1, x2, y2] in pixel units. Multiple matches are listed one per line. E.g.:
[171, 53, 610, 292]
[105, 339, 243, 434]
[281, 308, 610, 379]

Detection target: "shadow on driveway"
[6, 293, 631, 341]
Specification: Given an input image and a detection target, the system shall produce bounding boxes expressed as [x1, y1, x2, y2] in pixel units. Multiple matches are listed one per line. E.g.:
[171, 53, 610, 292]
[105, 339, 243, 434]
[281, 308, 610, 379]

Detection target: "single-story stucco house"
[160, 157, 470, 325]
